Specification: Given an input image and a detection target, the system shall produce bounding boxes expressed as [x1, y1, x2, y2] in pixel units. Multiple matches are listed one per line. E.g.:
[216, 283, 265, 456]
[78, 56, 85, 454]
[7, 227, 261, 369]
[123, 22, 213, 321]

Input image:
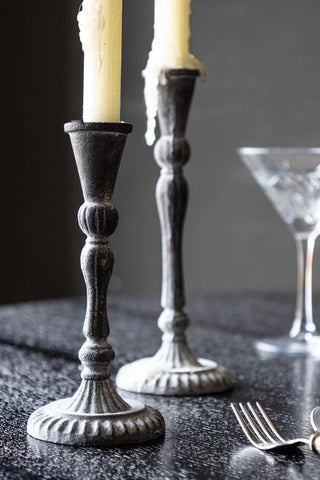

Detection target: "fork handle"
[309, 433, 320, 454]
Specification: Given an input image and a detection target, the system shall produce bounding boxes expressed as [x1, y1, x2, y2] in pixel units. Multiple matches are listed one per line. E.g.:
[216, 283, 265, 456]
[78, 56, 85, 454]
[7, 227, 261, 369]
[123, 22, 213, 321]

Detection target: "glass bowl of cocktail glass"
[238, 147, 320, 356]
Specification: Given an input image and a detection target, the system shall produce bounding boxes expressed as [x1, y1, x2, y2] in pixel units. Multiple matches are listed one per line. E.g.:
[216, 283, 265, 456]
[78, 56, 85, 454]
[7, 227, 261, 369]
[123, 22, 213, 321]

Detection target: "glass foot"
[255, 334, 320, 357]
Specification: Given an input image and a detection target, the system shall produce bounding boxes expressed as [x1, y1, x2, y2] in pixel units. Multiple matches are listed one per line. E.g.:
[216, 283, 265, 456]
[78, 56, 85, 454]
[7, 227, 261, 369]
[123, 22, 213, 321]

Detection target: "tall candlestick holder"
[27, 121, 165, 446]
[116, 69, 234, 395]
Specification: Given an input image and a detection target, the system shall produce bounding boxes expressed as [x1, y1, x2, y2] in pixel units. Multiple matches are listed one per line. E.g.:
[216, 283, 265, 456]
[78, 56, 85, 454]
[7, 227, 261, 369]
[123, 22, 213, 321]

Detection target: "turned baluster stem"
[67, 122, 131, 380]
[154, 69, 199, 342]
[78, 204, 117, 381]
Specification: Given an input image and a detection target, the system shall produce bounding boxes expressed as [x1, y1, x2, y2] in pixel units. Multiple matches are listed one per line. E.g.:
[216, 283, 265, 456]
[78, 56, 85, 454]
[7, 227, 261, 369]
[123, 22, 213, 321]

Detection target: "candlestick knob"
[27, 121, 165, 445]
[116, 70, 234, 395]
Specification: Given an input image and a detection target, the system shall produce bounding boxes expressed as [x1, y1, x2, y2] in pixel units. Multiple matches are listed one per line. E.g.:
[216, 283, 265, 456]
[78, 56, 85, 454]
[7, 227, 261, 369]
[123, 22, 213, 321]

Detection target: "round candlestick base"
[27, 381, 164, 446]
[116, 357, 234, 396]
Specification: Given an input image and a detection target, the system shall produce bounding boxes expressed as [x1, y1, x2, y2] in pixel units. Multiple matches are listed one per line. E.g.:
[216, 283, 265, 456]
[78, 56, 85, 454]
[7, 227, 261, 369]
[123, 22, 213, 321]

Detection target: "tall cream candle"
[144, 0, 204, 145]
[154, 0, 194, 67]
[78, 0, 122, 122]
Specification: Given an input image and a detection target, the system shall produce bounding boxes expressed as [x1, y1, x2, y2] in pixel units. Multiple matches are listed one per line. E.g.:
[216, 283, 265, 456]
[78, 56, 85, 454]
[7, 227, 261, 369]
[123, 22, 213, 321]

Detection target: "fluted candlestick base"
[117, 329, 233, 396]
[116, 356, 233, 396]
[27, 379, 164, 446]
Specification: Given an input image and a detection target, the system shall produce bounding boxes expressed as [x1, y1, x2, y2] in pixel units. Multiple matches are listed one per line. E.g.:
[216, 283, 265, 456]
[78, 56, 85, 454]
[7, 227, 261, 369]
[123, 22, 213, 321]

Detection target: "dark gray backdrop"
[2, 0, 320, 303]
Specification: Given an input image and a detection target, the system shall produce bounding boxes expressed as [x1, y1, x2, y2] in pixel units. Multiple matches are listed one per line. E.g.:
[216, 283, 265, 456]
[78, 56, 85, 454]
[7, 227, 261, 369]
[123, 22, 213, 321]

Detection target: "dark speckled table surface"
[1, 293, 320, 479]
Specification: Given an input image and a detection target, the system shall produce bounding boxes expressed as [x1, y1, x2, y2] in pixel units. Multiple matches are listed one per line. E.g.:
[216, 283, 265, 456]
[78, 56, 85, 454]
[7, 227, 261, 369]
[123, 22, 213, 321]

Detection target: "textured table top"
[1, 293, 320, 479]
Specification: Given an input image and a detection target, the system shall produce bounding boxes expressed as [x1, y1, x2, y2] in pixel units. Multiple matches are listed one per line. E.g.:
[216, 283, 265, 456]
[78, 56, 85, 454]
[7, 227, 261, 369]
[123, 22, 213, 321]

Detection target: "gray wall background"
[2, 0, 320, 303]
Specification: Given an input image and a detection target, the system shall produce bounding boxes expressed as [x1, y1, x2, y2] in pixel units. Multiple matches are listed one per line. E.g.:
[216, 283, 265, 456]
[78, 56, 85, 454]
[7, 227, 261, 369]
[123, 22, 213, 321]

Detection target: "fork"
[231, 402, 320, 454]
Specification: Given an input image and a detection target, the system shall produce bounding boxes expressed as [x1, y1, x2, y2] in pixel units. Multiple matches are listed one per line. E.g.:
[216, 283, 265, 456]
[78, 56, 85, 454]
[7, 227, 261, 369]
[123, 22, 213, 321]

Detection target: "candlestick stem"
[116, 70, 234, 395]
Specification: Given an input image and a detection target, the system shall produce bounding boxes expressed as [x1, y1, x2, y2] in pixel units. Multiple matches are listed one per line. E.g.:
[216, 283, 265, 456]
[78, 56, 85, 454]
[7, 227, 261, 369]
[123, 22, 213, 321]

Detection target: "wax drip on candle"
[77, 0, 122, 123]
[143, 0, 204, 146]
[78, 1, 105, 67]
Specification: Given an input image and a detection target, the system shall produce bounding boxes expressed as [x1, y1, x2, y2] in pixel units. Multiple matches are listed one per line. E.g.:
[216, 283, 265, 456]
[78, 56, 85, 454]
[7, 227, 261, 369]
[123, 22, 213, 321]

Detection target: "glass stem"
[290, 234, 317, 339]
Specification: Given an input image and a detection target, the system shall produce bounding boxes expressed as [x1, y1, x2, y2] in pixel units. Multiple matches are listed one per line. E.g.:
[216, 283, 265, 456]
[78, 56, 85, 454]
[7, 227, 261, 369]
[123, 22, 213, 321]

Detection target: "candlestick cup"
[27, 121, 165, 446]
[116, 69, 234, 395]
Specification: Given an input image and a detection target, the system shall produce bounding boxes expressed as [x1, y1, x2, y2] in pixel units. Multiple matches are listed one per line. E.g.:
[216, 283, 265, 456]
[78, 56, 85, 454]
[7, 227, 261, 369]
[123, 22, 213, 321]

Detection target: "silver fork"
[231, 402, 320, 454]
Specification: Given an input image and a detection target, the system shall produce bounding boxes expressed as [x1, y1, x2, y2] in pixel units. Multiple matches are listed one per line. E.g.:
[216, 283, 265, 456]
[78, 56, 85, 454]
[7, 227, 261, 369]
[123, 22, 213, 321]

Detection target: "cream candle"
[78, 0, 122, 122]
[154, 0, 195, 67]
[144, 0, 204, 145]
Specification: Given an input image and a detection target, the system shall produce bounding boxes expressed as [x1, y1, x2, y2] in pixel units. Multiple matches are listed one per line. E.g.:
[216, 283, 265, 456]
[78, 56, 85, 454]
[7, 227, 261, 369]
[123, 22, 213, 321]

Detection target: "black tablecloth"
[0, 293, 320, 479]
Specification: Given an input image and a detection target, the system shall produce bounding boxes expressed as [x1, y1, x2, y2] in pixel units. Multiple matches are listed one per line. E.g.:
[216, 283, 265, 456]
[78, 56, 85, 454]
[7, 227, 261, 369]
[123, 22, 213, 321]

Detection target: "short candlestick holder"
[116, 69, 234, 395]
[27, 121, 165, 446]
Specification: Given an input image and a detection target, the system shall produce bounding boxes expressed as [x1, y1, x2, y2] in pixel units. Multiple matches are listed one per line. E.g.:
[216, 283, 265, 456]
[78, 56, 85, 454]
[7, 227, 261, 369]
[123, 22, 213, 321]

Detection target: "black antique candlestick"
[27, 121, 165, 446]
[116, 70, 234, 395]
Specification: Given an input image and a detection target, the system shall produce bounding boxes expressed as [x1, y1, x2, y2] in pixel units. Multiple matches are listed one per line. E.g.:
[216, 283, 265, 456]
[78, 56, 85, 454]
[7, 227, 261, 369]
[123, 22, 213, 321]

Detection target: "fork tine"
[239, 403, 269, 444]
[231, 403, 261, 448]
[247, 403, 280, 444]
[256, 402, 285, 442]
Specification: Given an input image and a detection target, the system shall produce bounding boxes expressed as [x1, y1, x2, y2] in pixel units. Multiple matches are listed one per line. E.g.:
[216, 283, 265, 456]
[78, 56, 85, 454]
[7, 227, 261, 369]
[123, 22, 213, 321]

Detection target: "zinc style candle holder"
[27, 121, 165, 446]
[116, 69, 234, 395]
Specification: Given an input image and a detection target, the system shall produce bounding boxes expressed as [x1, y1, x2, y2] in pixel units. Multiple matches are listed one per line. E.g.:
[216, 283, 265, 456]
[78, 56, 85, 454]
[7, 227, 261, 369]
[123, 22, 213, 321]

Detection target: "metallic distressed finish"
[27, 399, 164, 447]
[116, 70, 234, 395]
[27, 121, 165, 446]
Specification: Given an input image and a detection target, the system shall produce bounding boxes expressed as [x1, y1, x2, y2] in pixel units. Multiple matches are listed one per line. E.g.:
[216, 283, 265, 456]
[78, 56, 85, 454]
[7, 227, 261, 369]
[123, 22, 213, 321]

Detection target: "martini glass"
[238, 147, 320, 356]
